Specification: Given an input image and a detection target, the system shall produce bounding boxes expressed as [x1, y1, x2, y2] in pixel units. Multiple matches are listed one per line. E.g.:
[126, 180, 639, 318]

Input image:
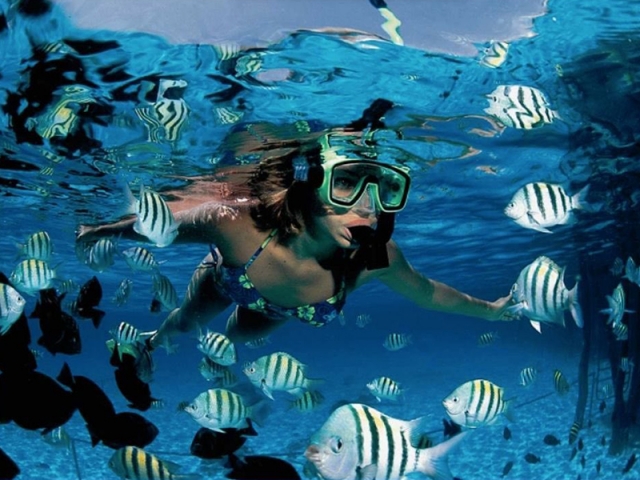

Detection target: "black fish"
[596, 460, 601, 474]
[87, 412, 158, 449]
[623, 453, 637, 474]
[30, 289, 81, 355]
[578, 438, 584, 451]
[543, 434, 561, 446]
[501, 460, 514, 477]
[73, 276, 105, 328]
[503, 426, 512, 440]
[600, 435, 606, 447]
[225, 453, 301, 480]
[443, 419, 462, 439]
[191, 420, 258, 459]
[599, 400, 606, 413]
[0, 447, 20, 479]
[0, 366, 76, 432]
[524, 453, 541, 464]
[149, 297, 162, 313]
[110, 344, 157, 411]
[56, 362, 116, 438]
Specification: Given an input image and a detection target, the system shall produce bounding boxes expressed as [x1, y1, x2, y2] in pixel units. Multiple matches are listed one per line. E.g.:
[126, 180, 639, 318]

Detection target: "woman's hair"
[248, 144, 326, 241]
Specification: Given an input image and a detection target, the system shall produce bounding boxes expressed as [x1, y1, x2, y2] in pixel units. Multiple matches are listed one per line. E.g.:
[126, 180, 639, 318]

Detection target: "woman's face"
[310, 192, 379, 249]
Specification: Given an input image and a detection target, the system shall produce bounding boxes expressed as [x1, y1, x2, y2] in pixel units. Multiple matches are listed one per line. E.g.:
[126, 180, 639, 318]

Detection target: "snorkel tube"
[348, 211, 394, 270]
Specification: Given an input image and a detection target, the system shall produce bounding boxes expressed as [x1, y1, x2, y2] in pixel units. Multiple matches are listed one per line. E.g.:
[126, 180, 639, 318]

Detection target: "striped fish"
[305, 403, 469, 480]
[152, 273, 178, 311]
[479, 41, 509, 68]
[30, 85, 97, 139]
[0, 283, 26, 335]
[553, 369, 570, 395]
[110, 321, 143, 361]
[289, 390, 325, 413]
[356, 313, 372, 328]
[112, 278, 133, 306]
[128, 185, 179, 248]
[505, 182, 589, 233]
[10, 259, 57, 296]
[243, 351, 320, 400]
[367, 376, 403, 402]
[484, 84, 559, 129]
[244, 336, 270, 349]
[600, 283, 633, 326]
[610, 257, 625, 277]
[197, 331, 236, 366]
[508, 255, 583, 333]
[443, 379, 512, 428]
[122, 247, 161, 272]
[182, 388, 256, 432]
[478, 332, 497, 347]
[568, 421, 581, 445]
[134, 79, 189, 144]
[519, 367, 538, 387]
[87, 238, 117, 272]
[17, 231, 52, 261]
[108, 445, 196, 479]
[624, 257, 640, 286]
[211, 367, 238, 389]
[383, 333, 412, 351]
[41, 426, 72, 451]
[198, 356, 227, 381]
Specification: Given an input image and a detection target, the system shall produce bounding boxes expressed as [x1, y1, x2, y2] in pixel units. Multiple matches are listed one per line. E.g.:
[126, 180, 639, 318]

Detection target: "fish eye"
[452, 396, 459, 403]
[330, 436, 343, 453]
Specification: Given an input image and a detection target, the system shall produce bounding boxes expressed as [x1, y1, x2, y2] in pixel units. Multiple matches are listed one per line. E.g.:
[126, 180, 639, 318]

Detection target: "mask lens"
[329, 162, 409, 211]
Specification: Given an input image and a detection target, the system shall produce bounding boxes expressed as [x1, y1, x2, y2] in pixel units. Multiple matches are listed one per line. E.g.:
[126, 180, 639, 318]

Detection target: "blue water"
[1, 0, 639, 478]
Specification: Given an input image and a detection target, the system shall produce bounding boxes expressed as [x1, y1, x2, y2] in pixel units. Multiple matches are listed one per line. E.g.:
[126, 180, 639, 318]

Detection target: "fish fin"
[568, 281, 583, 328]
[248, 399, 271, 427]
[526, 211, 552, 233]
[571, 184, 590, 210]
[123, 182, 138, 216]
[417, 430, 471, 480]
[260, 380, 274, 400]
[503, 399, 516, 423]
[357, 464, 377, 480]
[530, 321, 542, 334]
[305, 377, 325, 391]
[407, 415, 431, 448]
[56, 362, 74, 388]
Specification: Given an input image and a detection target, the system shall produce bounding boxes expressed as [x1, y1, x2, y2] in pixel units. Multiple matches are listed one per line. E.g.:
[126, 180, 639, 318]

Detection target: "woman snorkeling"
[77, 100, 514, 349]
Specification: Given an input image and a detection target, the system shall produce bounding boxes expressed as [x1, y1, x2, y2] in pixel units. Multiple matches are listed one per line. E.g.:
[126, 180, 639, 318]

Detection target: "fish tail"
[571, 184, 590, 211]
[568, 280, 584, 328]
[418, 430, 471, 479]
[305, 377, 325, 390]
[248, 399, 271, 428]
[503, 398, 517, 423]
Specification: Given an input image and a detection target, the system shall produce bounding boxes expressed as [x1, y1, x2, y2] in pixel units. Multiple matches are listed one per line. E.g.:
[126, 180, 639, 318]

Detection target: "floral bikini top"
[212, 229, 346, 327]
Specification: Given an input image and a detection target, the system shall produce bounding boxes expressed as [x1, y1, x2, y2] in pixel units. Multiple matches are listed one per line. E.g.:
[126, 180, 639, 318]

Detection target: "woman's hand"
[486, 293, 519, 322]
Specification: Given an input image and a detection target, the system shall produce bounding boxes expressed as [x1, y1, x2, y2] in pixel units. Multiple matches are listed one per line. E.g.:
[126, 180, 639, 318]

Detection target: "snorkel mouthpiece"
[349, 212, 395, 270]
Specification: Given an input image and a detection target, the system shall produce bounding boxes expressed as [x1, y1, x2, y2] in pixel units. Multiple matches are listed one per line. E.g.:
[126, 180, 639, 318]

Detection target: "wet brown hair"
[248, 145, 327, 241]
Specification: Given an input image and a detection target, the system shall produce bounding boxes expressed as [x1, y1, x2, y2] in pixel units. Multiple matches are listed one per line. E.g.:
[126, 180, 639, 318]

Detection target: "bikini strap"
[244, 228, 278, 270]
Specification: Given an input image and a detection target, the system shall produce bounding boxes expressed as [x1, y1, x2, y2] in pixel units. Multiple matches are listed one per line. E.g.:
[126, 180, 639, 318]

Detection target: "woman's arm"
[365, 240, 513, 321]
[76, 202, 236, 245]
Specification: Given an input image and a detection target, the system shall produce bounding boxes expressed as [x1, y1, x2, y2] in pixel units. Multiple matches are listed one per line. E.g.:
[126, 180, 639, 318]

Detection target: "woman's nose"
[352, 186, 378, 216]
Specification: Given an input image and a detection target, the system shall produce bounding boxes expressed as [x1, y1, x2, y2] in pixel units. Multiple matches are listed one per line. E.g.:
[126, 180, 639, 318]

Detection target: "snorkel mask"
[293, 130, 412, 269]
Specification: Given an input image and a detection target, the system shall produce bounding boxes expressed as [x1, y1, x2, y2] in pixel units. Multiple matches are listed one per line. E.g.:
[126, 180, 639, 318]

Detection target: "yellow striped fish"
[568, 420, 581, 445]
[17, 231, 52, 261]
[30, 85, 97, 139]
[477, 332, 497, 346]
[182, 388, 256, 432]
[306, 403, 469, 480]
[484, 84, 559, 129]
[289, 390, 325, 413]
[134, 79, 189, 143]
[443, 379, 513, 428]
[10, 259, 57, 296]
[479, 41, 509, 68]
[197, 331, 236, 366]
[128, 185, 179, 248]
[505, 182, 589, 233]
[243, 351, 321, 400]
[553, 369, 570, 395]
[152, 273, 178, 311]
[122, 247, 161, 272]
[519, 367, 538, 387]
[383, 332, 412, 351]
[366, 376, 403, 402]
[108, 445, 198, 479]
